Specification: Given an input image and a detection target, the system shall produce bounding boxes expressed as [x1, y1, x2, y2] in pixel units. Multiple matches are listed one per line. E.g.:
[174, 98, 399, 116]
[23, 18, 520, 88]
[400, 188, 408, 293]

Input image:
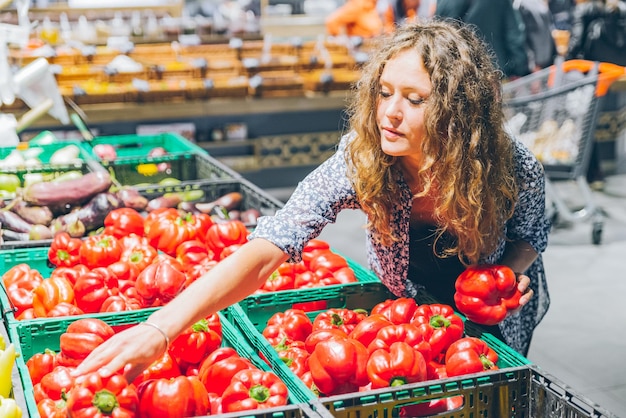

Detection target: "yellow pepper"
[0, 396, 22, 418]
[0, 336, 16, 398]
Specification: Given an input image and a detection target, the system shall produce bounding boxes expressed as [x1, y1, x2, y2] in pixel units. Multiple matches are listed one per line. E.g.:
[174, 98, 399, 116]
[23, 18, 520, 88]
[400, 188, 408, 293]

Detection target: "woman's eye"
[409, 97, 425, 106]
[379, 90, 391, 98]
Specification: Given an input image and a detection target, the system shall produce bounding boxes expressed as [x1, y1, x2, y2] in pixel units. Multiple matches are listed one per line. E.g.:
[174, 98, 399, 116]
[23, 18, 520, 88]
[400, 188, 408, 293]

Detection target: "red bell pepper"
[308, 335, 369, 395]
[367, 323, 433, 362]
[73, 267, 119, 314]
[371, 297, 419, 325]
[221, 369, 289, 413]
[204, 219, 249, 258]
[65, 371, 138, 418]
[2, 264, 44, 316]
[454, 264, 522, 325]
[348, 313, 393, 347]
[118, 234, 158, 272]
[259, 270, 295, 292]
[312, 308, 367, 335]
[367, 341, 428, 388]
[444, 337, 499, 377]
[103, 207, 145, 239]
[58, 318, 115, 367]
[33, 365, 76, 403]
[32, 276, 75, 318]
[27, 349, 57, 385]
[48, 232, 83, 268]
[37, 398, 68, 418]
[263, 309, 313, 346]
[175, 240, 212, 270]
[145, 209, 213, 256]
[169, 315, 223, 366]
[100, 295, 143, 313]
[49, 264, 89, 287]
[135, 261, 186, 306]
[132, 351, 182, 386]
[410, 303, 464, 357]
[137, 375, 210, 417]
[47, 302, 84, 318]
[303, 328, 349, 354]
[276, 345, 310, 379]
[197, 347, 254, 395]
[79, 234, 122, 269]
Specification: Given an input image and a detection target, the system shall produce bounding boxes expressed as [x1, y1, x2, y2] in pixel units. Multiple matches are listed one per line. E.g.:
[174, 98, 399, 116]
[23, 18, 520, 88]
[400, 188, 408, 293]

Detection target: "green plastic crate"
[88, 133, 206, 160]
[228, 281, 530, 406]
[9, 311, 309, 418]
[105, 151, 241, 186]
[0, 140, 96, 168]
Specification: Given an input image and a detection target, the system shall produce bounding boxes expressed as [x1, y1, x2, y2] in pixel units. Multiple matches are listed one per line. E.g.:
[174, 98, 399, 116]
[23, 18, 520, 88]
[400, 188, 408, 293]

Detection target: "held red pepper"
[65, 371, 138, 418]
[137, 375, 210, 417]
[48, 232, 83, 267]
[366, 341, 428, 389]
[221, 369, 289, 413]
[410, 303, 464, 357]
[454, 264, 522, 325]
[444, 337, 499, 377]
[307, 335, 369, 395]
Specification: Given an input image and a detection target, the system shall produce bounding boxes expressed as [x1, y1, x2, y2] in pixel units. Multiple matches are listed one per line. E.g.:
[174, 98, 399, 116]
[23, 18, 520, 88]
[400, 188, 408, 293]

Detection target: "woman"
[74, 20, 550, 381]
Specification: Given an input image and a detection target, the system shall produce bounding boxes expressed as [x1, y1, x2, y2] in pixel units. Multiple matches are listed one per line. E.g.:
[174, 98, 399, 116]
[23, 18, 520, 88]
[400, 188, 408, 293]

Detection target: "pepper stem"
[93, 389, 119, 414]
[249, 384, 271, 403]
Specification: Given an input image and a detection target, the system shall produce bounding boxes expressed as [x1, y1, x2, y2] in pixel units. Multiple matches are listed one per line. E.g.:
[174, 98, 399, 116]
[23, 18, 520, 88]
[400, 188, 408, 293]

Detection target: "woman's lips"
[382, 127, 403, 139]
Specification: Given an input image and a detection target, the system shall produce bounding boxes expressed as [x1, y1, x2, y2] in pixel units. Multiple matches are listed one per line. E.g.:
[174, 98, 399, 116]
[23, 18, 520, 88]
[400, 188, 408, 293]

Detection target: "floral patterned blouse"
[250, 132, 551, 355]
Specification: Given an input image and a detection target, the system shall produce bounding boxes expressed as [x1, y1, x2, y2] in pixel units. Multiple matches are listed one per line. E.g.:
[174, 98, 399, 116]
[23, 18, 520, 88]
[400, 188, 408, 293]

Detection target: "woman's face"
[376, 49, 432, 164]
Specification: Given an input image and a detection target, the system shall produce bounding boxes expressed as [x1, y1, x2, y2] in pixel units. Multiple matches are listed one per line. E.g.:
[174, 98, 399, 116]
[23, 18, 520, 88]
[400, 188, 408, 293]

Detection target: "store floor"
[267, 178, 626, 417]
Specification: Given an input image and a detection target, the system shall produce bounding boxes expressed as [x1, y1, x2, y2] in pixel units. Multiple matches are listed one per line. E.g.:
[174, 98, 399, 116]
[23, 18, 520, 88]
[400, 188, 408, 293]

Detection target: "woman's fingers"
[71, 324, 165, 379]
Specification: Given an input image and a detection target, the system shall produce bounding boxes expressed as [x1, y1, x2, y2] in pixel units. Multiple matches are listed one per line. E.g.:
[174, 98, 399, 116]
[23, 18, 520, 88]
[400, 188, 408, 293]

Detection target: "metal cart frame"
[503, 59, 625, 244]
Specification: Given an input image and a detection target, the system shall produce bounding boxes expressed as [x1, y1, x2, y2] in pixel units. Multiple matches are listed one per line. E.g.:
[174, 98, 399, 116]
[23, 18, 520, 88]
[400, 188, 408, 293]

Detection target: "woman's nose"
[385, 97, 403, 119]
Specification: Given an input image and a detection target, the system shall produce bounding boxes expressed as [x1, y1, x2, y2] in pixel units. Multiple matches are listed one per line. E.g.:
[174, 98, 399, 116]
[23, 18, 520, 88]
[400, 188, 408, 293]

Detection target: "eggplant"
[0, 210, 34, 233]
[55, 192, 123, 234]
[23, 170, 113, 207]
[195, 192, 243, 214]
[117, 186, 148, 211]
[9, 197, 54, 226]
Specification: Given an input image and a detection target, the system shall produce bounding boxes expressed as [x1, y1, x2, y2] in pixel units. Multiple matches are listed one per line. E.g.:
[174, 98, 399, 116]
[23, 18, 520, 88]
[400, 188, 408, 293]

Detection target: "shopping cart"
[503, 59, 625, 244]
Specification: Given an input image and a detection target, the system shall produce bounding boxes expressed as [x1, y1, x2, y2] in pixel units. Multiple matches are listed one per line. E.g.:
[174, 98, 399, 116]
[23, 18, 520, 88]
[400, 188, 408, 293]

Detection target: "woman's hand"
[71, 323, 168, 382]
[511, 273, 533, 315]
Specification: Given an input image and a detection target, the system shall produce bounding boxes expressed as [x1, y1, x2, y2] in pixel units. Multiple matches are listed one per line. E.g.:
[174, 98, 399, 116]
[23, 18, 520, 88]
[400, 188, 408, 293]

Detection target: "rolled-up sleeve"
[249, 135, 359, 262]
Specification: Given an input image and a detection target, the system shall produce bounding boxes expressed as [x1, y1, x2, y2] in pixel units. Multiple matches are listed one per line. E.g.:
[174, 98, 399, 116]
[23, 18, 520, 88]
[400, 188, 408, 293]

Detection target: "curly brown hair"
[346, 19, 518, 264]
